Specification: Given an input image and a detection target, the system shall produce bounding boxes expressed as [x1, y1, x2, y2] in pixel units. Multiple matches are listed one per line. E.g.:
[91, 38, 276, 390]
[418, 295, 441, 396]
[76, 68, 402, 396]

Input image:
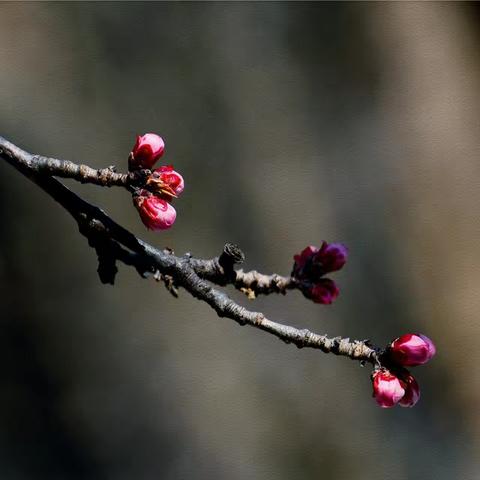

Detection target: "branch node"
[219, 243, 245, 267]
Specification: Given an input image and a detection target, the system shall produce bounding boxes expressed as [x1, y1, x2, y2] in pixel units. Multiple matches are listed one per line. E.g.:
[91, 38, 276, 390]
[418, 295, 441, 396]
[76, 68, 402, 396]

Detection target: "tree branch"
[0, 136, 155, 190]
[0, 135, 381, 365]
[189, 245, 297, 298]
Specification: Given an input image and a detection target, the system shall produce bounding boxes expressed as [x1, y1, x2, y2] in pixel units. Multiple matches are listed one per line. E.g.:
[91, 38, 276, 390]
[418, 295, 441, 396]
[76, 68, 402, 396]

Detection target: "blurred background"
[0, 2, 479, 479]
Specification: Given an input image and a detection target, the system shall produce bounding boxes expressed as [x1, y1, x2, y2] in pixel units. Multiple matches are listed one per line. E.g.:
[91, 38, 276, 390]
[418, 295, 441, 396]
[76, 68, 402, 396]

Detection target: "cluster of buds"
[127, 137, 436, 410]
[292, 242, 348, 304]
[292, 243, 435, 408]
[129, 134, 184, 230]
[372, 334, 436, 408]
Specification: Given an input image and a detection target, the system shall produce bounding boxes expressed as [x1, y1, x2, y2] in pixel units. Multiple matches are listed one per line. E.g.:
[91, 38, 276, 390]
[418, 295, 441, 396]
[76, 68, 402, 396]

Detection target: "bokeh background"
[0, 2, 479, 479]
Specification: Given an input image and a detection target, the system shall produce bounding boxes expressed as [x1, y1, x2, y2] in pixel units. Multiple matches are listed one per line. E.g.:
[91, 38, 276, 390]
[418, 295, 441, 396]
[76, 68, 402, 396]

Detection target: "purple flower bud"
[293, 245, 319, 278]
[313, 241, 348, 274]
[307, 278, 339, 305]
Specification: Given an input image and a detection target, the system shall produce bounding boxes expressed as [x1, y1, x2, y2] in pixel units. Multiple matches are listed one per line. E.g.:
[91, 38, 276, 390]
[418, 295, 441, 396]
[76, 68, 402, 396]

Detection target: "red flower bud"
[372, 369, 405, 408]
[134, 193, 176, 230]
[293, 242, 348, 280]
[398, 373, 420, 408]
[313, 241, 348, 273]
[129, 133, 165, 170]
[293, 245, 319, 278]
[153, 165, 184, 196]
[390, 333, 436, 367]
[308, 278, 339, 305]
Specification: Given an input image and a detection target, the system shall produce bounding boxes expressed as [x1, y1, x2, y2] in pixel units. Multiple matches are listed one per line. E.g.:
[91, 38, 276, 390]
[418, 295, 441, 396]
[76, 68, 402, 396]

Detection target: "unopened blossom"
[307, 278, 339, 305]
[313, 241, 348, 274]
[148, 165, 185, 198]
[129, 133, 165, 170]
[390, 333, 436, 367]
[293, 245, 319, 278]
[372, 369, 405, 408]
[134, 193, 176, 230]
[398, 373, 421, 408]
[293, 241, 348, 280]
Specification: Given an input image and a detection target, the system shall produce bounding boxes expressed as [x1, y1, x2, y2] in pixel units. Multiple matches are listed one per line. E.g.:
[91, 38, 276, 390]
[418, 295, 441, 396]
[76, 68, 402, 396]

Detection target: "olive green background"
[0, 2, 479, 479]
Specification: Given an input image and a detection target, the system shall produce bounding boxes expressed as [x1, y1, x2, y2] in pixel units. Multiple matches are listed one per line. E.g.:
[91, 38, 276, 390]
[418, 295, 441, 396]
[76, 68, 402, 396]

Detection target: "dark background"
[0, 2, 479, 479]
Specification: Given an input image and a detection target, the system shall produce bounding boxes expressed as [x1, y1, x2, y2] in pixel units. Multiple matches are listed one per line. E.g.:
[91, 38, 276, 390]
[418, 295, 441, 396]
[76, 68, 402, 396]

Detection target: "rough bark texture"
[0, 135, 382, 365]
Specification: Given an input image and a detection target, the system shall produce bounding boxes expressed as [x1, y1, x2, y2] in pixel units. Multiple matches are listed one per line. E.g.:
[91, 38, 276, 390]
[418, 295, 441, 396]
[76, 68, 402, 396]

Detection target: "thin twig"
[0, 135, 382, 365]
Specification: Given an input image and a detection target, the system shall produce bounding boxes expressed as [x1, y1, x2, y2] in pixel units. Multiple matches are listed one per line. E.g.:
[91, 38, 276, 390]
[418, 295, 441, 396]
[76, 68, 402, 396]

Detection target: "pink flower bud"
[313, 241, 348, 273]
[390, 333, 436, 366]
[129, 133, 165, 170]
[372, 369, 405, 408]
[134, 194, 176, 230]
[153, 165, 185, 196]
[308, 278, 339, 305]
[398, 373, 420, 408]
